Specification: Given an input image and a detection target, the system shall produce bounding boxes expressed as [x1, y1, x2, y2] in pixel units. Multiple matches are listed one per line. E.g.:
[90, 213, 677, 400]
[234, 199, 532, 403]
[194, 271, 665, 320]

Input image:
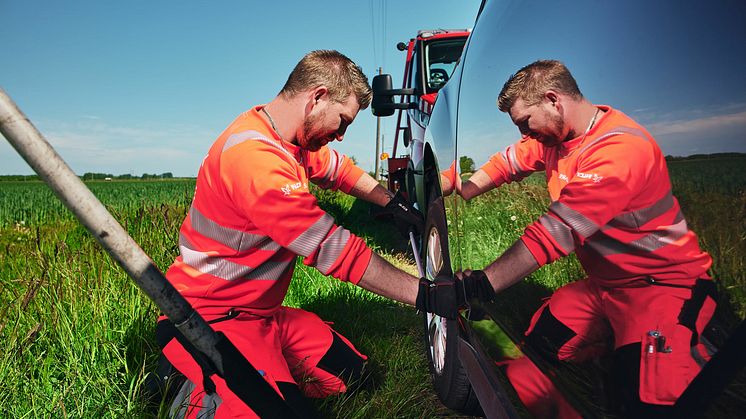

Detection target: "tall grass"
[667, 156, 746, 319]
[0, 180, 191, 417]
[0, 154, 743, 418]
[454, 175, 586, 329]
[0, 179, 448, 418]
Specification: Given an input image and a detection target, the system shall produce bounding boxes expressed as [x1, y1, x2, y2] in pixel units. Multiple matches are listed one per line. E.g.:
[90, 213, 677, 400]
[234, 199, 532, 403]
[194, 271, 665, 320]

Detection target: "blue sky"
[2, 0, 745, 176]
[1, 0, 481, 176]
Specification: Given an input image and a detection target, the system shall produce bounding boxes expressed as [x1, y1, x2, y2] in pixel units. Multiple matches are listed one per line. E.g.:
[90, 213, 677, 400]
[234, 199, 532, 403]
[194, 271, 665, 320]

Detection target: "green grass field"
[0, 154, 743, 417]
[0, 179, 447, 418]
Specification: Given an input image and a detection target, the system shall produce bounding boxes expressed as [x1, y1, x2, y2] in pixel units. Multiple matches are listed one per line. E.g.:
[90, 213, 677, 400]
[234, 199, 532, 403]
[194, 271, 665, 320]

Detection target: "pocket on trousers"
[639, 326, 692, 405]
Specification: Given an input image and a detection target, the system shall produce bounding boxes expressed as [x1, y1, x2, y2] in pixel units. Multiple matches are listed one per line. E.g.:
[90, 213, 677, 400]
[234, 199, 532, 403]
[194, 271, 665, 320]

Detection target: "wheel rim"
[425, 225, 448, 374]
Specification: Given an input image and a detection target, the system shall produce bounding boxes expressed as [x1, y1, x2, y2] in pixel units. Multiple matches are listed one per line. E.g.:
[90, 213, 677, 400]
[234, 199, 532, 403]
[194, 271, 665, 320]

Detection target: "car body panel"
[372, 0, 745, 414]
[417, 0, 746, 416]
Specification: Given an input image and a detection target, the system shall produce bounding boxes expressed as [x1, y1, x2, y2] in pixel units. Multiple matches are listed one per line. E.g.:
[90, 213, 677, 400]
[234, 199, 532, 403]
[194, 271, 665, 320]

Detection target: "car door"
[450, 0, 746, 416]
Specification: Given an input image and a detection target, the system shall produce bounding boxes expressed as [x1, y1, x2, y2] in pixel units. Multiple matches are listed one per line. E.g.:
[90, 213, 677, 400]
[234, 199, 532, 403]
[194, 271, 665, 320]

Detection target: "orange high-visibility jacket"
[480, 106, 712, 287]
[165, 106, 372, 316]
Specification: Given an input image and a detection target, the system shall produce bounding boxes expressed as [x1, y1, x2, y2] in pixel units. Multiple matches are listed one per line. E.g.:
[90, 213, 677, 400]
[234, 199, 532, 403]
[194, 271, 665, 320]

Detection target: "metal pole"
[0, 88, 297, 418]
[374, 67, 382, 180]
[381, 133, 385, 175]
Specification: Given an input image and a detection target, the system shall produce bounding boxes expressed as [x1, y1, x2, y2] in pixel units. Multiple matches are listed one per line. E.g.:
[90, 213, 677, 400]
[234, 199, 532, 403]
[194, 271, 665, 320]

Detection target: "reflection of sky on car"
[455, 0, 746, 169]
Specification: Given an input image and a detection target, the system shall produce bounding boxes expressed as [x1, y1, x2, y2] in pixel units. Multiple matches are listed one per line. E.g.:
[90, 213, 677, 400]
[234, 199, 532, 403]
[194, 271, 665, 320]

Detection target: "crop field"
[0, 154, 744, 418]
[0, 178, 441, 418]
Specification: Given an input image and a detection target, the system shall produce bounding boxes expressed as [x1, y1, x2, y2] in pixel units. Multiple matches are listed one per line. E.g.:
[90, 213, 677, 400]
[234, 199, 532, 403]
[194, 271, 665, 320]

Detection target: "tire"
[422, 194, 483, 416]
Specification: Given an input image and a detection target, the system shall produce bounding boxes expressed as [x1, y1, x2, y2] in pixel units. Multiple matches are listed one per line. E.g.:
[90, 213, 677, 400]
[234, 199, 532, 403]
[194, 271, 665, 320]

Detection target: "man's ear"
[312, 86, 329, 104]
[545, 90, 559, 107]
[306, 86, 329, 115]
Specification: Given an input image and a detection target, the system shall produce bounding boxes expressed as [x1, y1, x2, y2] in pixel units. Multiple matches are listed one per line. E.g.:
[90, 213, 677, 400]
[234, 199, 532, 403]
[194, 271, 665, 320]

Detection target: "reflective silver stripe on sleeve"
[258, 240, 282, 252]
[179, 233, 290, 281]
[608, 191, 675, 229]
[243, 257, 294, 281]
[576, 126, 648, 158]
[628, 213, 688, 252]
[189, 206, 274, 252]
[499, 148, 509, 164]
[587, 212, 688, 256]
[223, 130, 268, 152]
[315, 226, 352, 275]
[286, 213, 335, 257]
[585, 235, 629, 256]
[538, 214, 575, 254]
[321, 149, 340, 185]
[549, 201, 600, 239]
[222, 130, 295, 161]
[507, 145, 525, 177]
[179, 234, 254, 280]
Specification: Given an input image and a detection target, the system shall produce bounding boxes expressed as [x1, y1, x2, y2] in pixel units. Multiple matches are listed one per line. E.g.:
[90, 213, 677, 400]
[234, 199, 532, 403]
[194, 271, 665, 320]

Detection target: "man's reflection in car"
[456, 60, 717, 418]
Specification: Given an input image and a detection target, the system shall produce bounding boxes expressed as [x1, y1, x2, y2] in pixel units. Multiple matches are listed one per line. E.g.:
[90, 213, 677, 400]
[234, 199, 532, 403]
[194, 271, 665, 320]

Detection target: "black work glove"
[459, 270, 496, 303]
[415, 276, 460, 319]
[385, 191, 424, 237]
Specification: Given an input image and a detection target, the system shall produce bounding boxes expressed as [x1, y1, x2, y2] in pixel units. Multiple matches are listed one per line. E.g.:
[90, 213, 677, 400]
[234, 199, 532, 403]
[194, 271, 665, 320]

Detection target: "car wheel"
[422, 195, 483, 416]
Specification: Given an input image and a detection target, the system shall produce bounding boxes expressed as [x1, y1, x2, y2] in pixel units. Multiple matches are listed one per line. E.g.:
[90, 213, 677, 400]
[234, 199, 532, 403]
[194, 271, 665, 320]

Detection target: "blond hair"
[280, 50, 372, 109]
[497, 60, 582, 112]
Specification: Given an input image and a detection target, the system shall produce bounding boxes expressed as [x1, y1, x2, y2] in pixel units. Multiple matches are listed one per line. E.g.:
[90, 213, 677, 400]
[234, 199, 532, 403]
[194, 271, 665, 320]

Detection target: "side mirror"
[371, 74, 416, 117]
[372, 74, 396, 117]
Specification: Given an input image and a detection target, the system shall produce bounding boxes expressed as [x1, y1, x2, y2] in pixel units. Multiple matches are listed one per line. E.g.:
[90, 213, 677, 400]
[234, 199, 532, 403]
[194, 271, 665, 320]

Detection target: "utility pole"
[374, 67, 382, 181]
[380, 134, 384, 180]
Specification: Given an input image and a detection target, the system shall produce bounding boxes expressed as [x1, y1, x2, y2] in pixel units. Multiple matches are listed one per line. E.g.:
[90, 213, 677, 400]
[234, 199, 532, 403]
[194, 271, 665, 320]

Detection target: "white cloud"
[32, 117, 215, 176]
[646, 110, 746, 137]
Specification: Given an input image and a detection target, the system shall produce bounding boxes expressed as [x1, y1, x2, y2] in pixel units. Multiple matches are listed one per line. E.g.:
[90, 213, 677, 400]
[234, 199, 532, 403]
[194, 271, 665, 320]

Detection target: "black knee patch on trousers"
[316, 331, 366, 391]
[277, 381, 319, 419]
[525, 305, 576, 364]
[156, 320, 218, 394]
[678, 278, 718, 346]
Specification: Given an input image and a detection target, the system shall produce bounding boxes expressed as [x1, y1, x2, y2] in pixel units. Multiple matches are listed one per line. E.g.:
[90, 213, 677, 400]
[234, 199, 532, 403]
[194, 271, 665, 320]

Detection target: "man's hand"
[456, 270, 496, 303]
[415, 276, 460, 319]
[385, 190, 424, 237]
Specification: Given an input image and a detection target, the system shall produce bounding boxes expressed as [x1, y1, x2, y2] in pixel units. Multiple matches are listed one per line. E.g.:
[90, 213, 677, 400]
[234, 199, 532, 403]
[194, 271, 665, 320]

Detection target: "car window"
[425, 38, 467, 93]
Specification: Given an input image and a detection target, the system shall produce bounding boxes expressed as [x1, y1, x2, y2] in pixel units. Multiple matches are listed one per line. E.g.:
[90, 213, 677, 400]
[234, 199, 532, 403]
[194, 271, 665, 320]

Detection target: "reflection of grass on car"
[458, 175, 583, 286]
[458, 155, 746, 320]
[667, 155, 746, 320]
[456, 154, 746, 415]
[456, 175, 585, 332]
